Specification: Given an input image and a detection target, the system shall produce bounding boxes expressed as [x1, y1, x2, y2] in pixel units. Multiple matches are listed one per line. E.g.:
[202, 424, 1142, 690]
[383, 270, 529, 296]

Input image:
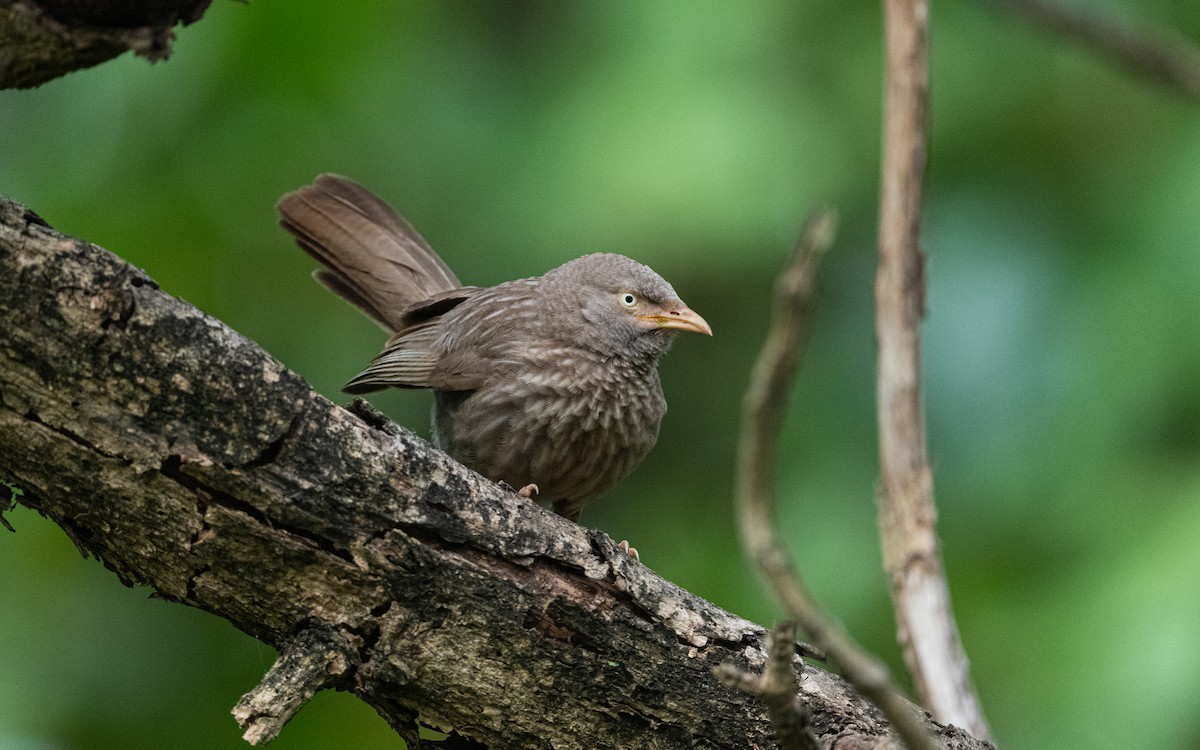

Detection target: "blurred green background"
[3, 1, 1199, 748]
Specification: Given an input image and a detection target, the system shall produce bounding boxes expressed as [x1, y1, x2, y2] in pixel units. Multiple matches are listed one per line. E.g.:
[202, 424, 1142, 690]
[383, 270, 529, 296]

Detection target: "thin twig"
[876, 0, 992, 741]
[735, 208, 835, 595]
[979, 0, 1200, 102]
[735, 208, 940, 750]
[714, 620, 821, 750]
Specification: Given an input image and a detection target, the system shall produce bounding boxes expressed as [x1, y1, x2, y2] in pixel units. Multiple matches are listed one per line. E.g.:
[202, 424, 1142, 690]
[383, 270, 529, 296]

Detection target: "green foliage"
[2, 2, 1200, 748]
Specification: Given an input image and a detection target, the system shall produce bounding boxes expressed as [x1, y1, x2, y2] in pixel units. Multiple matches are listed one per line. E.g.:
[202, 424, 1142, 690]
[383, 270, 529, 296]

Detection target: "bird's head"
[545, 253, 712, 358]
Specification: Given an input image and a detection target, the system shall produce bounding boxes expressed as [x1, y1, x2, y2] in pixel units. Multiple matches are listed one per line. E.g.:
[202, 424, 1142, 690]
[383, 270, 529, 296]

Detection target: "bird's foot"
[617, 540, 640, 562]
[498, 480, 540, 499]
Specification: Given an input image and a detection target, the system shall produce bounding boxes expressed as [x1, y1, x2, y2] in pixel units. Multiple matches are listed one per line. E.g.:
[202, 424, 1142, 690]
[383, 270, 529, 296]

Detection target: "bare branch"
[734, 206, 944, 750]
[0, 196, 993, 749]
[876, 0, 991, 740]
[735, 208, 835, 595]
[0, 0, 213, 90]
[233, 627, 361, 745]
[978, 0, 1200, 102]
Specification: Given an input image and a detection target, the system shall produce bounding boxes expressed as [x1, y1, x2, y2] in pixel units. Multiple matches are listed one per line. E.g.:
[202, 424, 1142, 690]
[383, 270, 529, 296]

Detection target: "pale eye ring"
[619, 292, 638, 307]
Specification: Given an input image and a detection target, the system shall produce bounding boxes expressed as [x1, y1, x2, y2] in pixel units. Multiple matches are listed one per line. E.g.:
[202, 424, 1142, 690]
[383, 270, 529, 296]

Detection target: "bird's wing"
[279, 174, 463, 333]
[399, 288, 481, 326]
[425, 279, 541, 388]
[342, 279, 541, 394]
[343, 322, 445, 393]
[343, 289, 496, 393]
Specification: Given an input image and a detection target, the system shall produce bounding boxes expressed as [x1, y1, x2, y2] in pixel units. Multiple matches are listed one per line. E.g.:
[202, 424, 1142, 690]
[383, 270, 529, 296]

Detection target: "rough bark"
[0, 194, 992, 749]
[0, 0, 212, 89]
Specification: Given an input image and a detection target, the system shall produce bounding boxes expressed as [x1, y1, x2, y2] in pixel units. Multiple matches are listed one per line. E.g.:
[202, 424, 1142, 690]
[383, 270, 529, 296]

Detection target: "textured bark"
[0, 194, 992, 749]
[0, 0, 212, 89]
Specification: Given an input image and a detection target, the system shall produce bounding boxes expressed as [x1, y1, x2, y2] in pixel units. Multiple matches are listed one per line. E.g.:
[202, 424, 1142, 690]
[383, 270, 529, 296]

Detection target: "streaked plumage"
[279, 174, 711, 520]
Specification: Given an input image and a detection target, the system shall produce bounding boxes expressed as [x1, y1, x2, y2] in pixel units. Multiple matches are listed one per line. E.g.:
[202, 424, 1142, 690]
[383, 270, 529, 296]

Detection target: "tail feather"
[278, 174, 462, 332]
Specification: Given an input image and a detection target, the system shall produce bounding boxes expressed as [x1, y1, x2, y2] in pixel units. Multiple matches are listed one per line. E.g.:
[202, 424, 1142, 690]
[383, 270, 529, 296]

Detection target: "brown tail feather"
[278, 174, 462, 332]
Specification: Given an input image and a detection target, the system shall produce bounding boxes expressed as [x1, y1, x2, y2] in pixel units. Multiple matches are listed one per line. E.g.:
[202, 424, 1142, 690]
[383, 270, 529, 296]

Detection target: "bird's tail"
[277, 174, 462, 333]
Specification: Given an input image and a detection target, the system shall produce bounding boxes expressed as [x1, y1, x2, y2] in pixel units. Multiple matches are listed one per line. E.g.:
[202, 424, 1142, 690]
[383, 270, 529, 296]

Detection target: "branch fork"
[233, 626, 361, 745]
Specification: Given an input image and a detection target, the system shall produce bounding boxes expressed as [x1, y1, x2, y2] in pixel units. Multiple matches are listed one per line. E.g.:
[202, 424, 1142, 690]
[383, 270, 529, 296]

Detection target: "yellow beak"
[637, 306, 713, 336]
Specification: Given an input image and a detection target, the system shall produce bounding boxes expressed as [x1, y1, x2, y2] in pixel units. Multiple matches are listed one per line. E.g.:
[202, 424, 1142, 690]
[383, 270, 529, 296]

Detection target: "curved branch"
[0, 195, 991, 749]
[735, 208, 942, 750]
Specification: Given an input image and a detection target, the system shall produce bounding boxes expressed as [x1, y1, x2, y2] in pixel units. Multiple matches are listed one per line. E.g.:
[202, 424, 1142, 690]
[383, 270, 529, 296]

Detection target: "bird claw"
[496, 480, 538, 498]
[617, 539, 640, 562]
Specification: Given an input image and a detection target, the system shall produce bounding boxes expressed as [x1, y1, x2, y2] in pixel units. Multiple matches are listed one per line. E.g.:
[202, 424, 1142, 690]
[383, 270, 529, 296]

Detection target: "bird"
[277, 174, 711, 522]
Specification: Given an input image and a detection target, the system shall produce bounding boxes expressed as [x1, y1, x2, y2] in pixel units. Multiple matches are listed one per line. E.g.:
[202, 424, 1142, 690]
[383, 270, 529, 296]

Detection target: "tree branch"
[0, 195, 993, 749]
[233, 625, 362, 745]
[714, 620, 821, 750]
[876, 0, 991, 740]
[735, 208, 945, 750]
[977, 0, 1200, 103]
[0, 0, 213, 90]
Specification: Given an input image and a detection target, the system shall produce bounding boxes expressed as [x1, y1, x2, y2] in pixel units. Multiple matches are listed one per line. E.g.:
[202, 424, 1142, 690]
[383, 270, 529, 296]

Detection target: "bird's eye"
[619, 292, 638, 307]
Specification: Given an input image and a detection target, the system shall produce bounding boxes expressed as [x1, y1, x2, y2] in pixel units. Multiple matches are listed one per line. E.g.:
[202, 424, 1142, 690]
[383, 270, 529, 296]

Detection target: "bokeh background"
[3, 1, 1199, 748]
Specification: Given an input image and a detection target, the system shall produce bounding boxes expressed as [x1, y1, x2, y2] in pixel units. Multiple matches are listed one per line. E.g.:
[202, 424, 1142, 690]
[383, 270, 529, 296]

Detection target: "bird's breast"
[435, 347, 667, 506]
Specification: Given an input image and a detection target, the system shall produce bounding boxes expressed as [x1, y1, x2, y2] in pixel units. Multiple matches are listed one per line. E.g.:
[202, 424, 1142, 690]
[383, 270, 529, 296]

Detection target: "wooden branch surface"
[0, 195, 991, 749]
[876, 0, 991, 741]
[714, 620, 821, 750]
